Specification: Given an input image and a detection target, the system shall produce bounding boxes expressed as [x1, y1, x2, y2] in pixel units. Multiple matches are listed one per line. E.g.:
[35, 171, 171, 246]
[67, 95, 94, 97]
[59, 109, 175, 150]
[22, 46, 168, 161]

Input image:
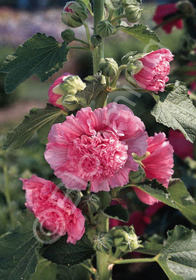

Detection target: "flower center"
[69, 132, 128, 181]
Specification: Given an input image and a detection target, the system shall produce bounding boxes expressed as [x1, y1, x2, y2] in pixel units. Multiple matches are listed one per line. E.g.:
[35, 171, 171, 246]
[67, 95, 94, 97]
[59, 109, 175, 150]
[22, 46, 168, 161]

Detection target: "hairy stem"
[113, 257, 157, 265]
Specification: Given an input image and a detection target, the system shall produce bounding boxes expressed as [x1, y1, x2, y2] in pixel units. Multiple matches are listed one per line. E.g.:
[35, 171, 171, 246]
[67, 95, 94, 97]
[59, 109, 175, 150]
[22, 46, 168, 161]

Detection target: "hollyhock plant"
[45, 102, 148, 192]
[21, 175, 85, 244]
[134, 133, 174, 205]
[133, 48, 173, 93]
[153, 3, 183, 34]
[168, 129, 193, 160]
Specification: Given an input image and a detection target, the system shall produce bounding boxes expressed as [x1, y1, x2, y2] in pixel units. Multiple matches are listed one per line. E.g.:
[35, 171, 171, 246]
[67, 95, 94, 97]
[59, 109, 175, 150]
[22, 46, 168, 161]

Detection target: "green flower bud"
[96, 20, 115, 38]
[127, 60, 143, 75]
[99, 58, 119, 78]
[91, 34, 102, 47]
[125, 4, 142, 23]
[111, 226, 141, 257]
[61, 1, 88, 28]
[94, 233, 113, 254]
[54, 75, 86, 111]
[129, 166, 146, 184]
[61, 29, 75, 43]
[87, 194, 101, 214]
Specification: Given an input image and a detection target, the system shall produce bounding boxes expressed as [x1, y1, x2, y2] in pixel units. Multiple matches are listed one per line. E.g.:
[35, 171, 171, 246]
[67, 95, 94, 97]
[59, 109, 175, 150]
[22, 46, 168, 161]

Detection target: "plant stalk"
[92, 0, 105, 74]
[96, 251, 112, 280]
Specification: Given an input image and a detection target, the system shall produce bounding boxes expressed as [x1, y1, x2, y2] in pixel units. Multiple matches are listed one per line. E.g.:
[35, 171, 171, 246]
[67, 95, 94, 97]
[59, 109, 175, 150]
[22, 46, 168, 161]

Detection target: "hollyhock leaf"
[104, 204, 129, 222]
[168, 179, 196, 226]
[0, 229, 40, 280]
[0, 33, 69, 93]
[57, 263, 90, 280]
[137, 235, 163, 256]
[156, 225, 196, 280]
[151, 81, 196, 143]
[42, 235, 95, 266]
[31, 259, 56, 280]
[4, 104, 66, 149]
[97, 192, 112, 210]
[119, 24, 160, 44]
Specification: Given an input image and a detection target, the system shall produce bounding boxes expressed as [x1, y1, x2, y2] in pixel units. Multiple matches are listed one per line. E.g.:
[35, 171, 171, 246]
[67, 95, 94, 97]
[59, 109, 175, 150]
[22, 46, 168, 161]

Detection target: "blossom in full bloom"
[153, 4, 183, 34]
[21, 175, 85, 244]
[45, 102, 148, 192]
[168, 129, 193, 160]
[134, 133, 174, 205]
[133, 49, 173, 93]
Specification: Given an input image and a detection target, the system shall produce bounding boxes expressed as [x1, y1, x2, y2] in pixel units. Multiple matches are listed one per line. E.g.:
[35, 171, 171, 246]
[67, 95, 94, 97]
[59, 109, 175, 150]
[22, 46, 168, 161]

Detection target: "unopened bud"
[96, 20, 115, 38]
[111, 226, 141, 257]
[99, 58, 119, 78]
[61, 1, 88, 28]
[125, 4, 142, 23]
[91, 34, 102, 47]
[61, 29, 75, 43]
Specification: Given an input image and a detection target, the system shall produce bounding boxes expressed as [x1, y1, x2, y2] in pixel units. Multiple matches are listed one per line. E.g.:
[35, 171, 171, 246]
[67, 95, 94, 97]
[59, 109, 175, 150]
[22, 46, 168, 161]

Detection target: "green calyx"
[61, 1, 88, 28]
[125, 4, 142, 22]
[61, 29, 75, 43]
[96, 20, 115, 38]
[129, 166, 146, 184]
[99, 58, 119, 78]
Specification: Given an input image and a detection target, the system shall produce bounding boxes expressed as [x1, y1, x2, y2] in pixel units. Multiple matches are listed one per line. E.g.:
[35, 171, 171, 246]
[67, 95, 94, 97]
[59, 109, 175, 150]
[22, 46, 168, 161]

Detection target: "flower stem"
[96, 251, 112, 280]
[83, 22, 91, 46]
[92, 0, 105, 74]
[113, 256, 157, 265]
[74, 38, 90, 47]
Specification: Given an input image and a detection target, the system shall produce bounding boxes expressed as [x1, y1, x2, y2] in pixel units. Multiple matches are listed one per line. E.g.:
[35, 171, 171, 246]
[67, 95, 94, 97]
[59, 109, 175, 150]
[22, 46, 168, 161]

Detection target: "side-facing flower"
[48, 73, 86, 111]
[21, 175, 85, 244]
[45, 102, 148, 192]
[134, 133, 174, 205]
[168, 129, 193, 160]
[133, 48, 173, 93]
[153, 3, 183, 34]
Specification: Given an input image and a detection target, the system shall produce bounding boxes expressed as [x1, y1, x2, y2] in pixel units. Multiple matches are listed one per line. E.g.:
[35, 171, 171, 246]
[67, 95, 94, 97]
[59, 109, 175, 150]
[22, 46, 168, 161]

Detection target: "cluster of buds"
[48, 73, 86, 111]
[94, 226, 141, 258]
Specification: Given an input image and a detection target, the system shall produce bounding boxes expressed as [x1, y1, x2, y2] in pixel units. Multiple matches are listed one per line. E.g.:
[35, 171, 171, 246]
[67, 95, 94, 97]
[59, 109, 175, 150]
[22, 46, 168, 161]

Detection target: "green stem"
[3, 164, 15, 227]
[74, 38, 90, 47]
[96, 251, 112, 280]
[111, 64, 127, 88]
[153, 14, 181, 31]
[113, 257, 157, 265]
[92, 0, 105, 74]
[83, 22, 91, 46]
[68, 46, 89, 50]
[111, 14, 125, 24]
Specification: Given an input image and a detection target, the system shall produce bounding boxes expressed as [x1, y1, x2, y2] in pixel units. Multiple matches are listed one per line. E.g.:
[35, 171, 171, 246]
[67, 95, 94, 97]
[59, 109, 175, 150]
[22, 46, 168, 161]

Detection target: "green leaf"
[157, 225, 196, 280]
[0, 230, 40, 280]
[4, 104, 66, 149]
[42, 235, 95, 266]
[119, 24, 160, 44]
[0, 33, 69, 93]
[103, 204, 129, 222]
[168, 179, 196, 226]
[137, 235, 163, 256]
[134, 179, 196, 225]
[31, 259, 56, 280]
[57, 263, 90, 280]
[151, 81, 196, 143]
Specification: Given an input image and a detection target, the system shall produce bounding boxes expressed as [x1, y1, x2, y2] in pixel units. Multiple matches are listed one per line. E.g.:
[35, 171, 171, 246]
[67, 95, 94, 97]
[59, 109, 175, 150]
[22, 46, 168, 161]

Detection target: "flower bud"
[49, 74, 86, 111]
[94, 233, 113, 254]
[96, 20, 115, 38]
[125, 4, 142, 23]
[129, 166, 146, 184]
[99, 58, 118, 78]
[111, 226, 141, 257]
[61, 1, 88, 28]
[61, 29, 75, 43]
